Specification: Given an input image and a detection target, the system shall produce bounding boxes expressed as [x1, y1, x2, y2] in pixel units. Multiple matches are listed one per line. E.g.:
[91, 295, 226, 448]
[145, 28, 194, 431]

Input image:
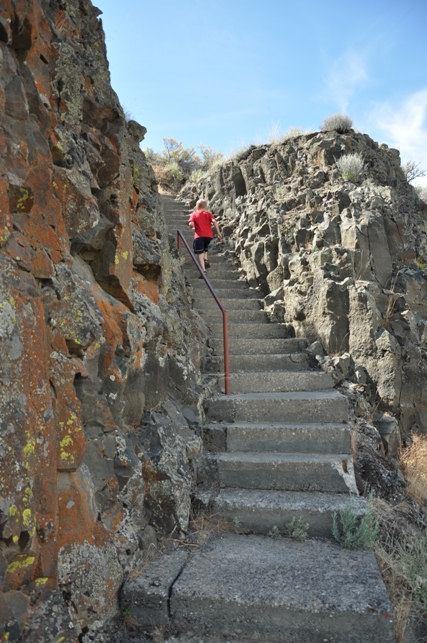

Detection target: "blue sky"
[97, 0, 427, 184]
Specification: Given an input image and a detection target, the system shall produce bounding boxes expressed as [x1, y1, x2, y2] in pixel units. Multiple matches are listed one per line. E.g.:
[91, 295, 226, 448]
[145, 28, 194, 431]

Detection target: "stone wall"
[0, 1, 206, 640]
[182, 131, 427, 440]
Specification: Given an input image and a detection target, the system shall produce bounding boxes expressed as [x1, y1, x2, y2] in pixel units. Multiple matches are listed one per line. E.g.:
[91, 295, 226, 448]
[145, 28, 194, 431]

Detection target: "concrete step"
[227, 420, 349, 452]
[190, 278, 249, 290]
[194, 288, 261, 300]
[195, 489, 366, 537]
[216, 370, 334, 394]
[205, 390, 348, 423]
[201, 421, 349, 454]
[211, 337, 307, 355]
[215, 452, 356, 493]
[204, 352, 310, 374]
[193, 297, 262, 311]
[188, 253, 231, 263]
[200, 309, 268, 323]
[170, 535, 394, 643]
[189, 268, 242, 280]
[208, 323, 286, 339]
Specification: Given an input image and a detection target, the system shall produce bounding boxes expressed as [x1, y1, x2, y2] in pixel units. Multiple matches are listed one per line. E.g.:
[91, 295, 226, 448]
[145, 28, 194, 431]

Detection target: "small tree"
[402, 161, 426, 184]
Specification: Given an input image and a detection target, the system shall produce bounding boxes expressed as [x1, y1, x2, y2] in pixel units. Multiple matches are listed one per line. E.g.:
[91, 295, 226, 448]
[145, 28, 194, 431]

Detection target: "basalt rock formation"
[0, 1, 207, 640]
[181, 132, 427, 446]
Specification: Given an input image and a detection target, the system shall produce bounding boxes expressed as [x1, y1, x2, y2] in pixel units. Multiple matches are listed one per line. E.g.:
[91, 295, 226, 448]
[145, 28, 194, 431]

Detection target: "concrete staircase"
[123, 195, 394, 643]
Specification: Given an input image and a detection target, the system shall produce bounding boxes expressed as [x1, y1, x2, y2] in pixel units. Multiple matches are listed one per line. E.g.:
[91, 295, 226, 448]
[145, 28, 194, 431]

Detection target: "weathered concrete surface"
[217, 452, 357, 493]
[195, 489, 366, 537]
[205, 390, 348, 423]
[171, 535, 394, 643]
[122, 546, 189, 628]
[221, 370, 334, 393]
[226, 421, 350, 453]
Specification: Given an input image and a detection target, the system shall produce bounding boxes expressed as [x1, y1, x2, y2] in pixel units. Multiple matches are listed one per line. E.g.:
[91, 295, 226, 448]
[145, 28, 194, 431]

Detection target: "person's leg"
[204, 238, 211, 268]
[193, 237, 206, 274]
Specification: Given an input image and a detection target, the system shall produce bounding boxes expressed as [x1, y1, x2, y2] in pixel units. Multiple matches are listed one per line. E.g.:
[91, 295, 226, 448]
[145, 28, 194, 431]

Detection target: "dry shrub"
[400, 434, 427, 504]
[321, 113, 353, 133]
[188, 512, 232, 545]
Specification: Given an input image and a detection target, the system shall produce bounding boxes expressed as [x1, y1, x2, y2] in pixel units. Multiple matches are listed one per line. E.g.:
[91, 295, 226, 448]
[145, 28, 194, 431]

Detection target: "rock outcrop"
[0, 1, 206, 640]
[181, 131, 427, 441]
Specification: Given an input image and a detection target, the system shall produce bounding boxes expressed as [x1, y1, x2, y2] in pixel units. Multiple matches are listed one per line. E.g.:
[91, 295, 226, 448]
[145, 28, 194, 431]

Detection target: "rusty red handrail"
[177, 230, 230, 395]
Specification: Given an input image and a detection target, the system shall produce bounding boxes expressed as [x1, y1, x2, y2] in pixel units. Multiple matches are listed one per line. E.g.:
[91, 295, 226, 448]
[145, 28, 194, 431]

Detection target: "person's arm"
[188, 214, 195, 228]
[212, 219, 222, 238]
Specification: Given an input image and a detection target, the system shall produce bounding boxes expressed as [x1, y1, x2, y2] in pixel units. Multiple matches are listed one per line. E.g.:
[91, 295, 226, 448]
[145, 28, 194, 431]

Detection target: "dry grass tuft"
[188, 512, 232, 544]
[400, 434, 427, 504]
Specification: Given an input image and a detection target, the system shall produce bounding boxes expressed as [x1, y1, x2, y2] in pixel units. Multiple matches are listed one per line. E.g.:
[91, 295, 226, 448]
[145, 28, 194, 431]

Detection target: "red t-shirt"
[188, 210, 215, 239]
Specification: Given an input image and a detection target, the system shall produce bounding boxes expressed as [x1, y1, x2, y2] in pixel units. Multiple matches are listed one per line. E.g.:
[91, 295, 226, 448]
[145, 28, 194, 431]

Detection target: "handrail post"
[176, 229, 231, 395]
[222, 310, 230, 395]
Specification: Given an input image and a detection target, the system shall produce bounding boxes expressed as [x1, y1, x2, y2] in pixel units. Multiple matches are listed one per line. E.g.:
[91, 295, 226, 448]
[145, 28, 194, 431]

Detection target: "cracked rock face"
[182, 130, 427, 435]
[0, 0, 205, 639]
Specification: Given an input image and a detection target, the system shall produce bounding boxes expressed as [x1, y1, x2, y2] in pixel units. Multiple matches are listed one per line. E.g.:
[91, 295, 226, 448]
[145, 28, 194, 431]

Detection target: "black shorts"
[193, 237, 212, 254]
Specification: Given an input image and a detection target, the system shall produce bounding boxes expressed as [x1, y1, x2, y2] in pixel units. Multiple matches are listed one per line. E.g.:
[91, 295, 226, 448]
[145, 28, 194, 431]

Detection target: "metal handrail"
[177, 230, 230, 395]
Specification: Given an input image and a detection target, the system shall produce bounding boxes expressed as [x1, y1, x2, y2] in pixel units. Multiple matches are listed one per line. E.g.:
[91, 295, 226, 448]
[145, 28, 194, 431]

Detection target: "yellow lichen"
[9, 297, 15, 306]
[7, 555, 35, 573]
[60, 450, 72, 461]
[35, 577, 49, 586]
[23, 440, 36, 458]
[9, 505, 17, 516]
[13, 535, 19, 544]
[22, 509, 31, 527]
[60, 436, 73, 447]
[16, 189, 31, 210]
[121, 251, 129, 260]
[24, 487, 33, 499]
[114, 254, 120, 265]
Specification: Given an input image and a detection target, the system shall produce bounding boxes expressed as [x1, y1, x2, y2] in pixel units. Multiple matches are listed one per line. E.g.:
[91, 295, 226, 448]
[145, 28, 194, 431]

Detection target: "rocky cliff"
[0, 1, 206, 640]
[181, 131, 427, 445]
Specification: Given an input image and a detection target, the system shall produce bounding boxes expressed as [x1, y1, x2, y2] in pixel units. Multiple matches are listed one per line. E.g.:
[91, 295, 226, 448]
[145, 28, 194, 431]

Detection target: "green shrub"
[189, 168, 206, 184]
[322, 113, 353, 134]
[165, 161, 183, 182]
[336, 153, 364, 182]
[286, 517, 309, 541]
[268, 525, 281, 539]
[332, 494, 378, 549]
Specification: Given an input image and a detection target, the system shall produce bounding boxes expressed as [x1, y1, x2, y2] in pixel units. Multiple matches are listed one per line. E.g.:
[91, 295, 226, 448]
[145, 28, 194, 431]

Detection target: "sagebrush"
[322, 113, 353, 133]
[336, 153, 364, 182]
[332, 494, 378, 548]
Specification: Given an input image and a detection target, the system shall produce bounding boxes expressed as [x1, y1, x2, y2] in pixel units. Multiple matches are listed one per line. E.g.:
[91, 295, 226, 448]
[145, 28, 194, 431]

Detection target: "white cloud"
[325, 50, 369, 112]
[371, 88, 427, 186]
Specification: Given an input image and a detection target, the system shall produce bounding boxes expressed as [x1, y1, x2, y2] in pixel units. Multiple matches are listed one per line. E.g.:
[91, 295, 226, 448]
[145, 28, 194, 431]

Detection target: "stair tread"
[171, 535, 394, 643]
[216, 452, 352, 462]
[204, 421, 350, 429]
[209, 389, 345, 401]
[196, 488, 365, 511]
